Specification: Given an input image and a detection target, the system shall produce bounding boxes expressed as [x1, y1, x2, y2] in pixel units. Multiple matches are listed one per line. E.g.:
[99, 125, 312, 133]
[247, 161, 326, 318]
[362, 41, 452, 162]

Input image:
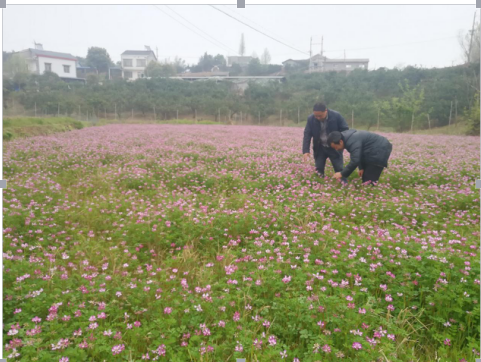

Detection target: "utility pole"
[297, 107, 300, 124]
[280, 109, 282, 126]
[455, 97, 458, 124]
[377, 108, 380, 130]
[351, 110, 354, 128]
[35, 102, 37, 117]
[258, 111, 260, 125]
[114, 104, 117, 119]
[449, 100, 453, 126]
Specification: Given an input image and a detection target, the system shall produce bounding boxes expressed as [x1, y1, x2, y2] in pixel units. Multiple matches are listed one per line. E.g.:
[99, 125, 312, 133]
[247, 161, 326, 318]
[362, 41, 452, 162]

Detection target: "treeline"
[3, 63, 480, 133]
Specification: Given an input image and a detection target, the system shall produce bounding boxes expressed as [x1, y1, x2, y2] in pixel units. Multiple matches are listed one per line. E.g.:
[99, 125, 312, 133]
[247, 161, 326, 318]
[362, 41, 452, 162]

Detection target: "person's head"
[327, 131, 344, 151]
[313, 102, 328, 121]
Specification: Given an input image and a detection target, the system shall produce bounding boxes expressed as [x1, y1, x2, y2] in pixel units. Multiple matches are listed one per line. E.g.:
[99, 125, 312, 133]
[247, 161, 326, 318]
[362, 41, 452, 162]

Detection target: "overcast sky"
[3, 5, 477, 69]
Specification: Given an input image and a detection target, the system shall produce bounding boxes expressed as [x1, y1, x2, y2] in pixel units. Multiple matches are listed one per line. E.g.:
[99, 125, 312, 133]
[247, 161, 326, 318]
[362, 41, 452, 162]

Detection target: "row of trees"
[3, 62, 479, 133]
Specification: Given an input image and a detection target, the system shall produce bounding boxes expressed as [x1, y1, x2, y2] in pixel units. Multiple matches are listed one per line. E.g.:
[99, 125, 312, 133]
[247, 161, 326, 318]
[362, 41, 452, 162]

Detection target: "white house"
[121, 49, 157, 80]
[308, 54, 369, 73]
[16, 45, 78, 79]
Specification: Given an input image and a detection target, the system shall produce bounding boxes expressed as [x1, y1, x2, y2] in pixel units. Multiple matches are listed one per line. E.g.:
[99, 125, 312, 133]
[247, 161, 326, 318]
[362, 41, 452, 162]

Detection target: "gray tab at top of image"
[0, 0, 5, 8]
[236, 359, 246, 362]
[476, 179, 481, 189]
[0, 180, 6, 188]
[477, 0, 481, 9]
[237, 0, 245, 8]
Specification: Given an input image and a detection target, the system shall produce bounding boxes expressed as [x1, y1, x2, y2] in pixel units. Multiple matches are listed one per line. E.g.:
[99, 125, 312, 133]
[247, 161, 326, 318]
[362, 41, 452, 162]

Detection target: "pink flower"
[444, 338, 451, 346]
[282, 275, 291, 283]
[322, 344, 331, 353]
[112, 344, 125, 355]
[164, 307, 172, 314]
[134, 321, 141, 327]
[352, 342, 362, 350]
[59, 358, 69, 362]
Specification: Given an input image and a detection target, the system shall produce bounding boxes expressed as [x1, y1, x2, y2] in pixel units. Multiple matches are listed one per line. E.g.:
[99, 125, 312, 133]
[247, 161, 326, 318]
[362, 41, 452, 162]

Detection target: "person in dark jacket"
[302, 102, 349, 183]
[327, 130, 393, 185]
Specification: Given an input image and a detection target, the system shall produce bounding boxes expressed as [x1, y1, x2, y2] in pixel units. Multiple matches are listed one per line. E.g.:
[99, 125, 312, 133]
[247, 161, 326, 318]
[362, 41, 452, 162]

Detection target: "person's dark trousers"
[362, 163, 385, 185]
[314, 147, 348, 184]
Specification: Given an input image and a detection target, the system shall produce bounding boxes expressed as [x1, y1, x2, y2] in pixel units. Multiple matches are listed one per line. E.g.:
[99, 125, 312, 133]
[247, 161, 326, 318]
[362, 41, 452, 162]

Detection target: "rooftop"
[26, 48, 77, 61]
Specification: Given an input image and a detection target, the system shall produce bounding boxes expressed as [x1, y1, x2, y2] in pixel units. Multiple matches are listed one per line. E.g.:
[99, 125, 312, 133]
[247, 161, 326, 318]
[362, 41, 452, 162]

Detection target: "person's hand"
[333, 172, 342, 180]
[358, 169, 364, 178]
[303, 153, 310, 163]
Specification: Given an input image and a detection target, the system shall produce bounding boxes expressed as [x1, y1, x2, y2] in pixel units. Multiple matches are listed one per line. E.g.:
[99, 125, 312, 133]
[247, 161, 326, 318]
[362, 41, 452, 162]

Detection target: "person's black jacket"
[339, 129, 393, 178]
[302, 109, 349, 157]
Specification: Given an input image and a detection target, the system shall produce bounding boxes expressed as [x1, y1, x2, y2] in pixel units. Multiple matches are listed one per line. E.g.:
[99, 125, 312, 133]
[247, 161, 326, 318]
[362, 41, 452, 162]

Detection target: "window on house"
[124, 71, 133, 79]
[346, 64, 352, 68]
[63, 65, 70, 73]
[313, 62, 318, 67]
[45, 63, 52, 72]
[123, 59, 133, 67]
[136, 59, 146, 67]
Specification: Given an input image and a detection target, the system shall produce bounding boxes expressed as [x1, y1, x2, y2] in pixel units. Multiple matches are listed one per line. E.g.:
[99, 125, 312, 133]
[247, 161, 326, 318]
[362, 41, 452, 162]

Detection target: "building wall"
[121, 54, 156, 80]
[323, 62, 368, 72]
[38, 57, 77, 78]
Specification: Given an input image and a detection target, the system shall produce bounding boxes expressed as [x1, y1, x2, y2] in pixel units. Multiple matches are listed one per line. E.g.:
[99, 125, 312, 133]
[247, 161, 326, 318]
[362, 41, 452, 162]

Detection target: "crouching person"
[327, 130, 393, 185]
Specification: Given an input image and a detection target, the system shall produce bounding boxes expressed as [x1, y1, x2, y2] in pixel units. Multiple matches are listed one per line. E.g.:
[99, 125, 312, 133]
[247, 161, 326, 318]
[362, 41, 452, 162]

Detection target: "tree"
[261, 48, 271, 65]
[86, 47, 113, 74]
[239, 33, 245, 56]
[145, 62, 176, 78]
[229, 63, 243, 76]
[4, 53, 28, 77]
[173, 57, 187, 73]
[459, 19, 480, 64]
[466, 92, 480, 135]
[247, 58, 263, 76]
[192, 53, 226, 72]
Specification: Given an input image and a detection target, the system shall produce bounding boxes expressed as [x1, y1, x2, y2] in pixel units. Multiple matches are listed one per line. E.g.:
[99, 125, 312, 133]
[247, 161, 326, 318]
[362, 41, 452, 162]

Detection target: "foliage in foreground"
[3, 125, 480, 361]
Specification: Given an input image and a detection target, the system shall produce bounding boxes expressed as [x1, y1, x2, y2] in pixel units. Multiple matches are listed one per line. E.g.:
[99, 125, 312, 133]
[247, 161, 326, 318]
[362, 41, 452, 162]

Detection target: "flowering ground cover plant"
[3, 124, 480, 361]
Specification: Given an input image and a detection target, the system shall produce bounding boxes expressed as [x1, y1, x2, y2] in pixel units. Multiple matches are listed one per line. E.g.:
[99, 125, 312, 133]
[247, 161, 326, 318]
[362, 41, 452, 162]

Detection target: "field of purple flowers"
[3, 124, 480, 362]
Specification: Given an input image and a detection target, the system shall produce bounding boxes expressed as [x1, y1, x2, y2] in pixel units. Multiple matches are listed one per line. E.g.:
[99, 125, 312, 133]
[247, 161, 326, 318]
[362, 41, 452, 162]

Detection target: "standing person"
[302, 102, 349, 183]
[327, 130, 393, 185]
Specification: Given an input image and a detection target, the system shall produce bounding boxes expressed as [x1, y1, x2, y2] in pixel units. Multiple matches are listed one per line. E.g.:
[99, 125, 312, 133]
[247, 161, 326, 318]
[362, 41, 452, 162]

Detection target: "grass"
[413, 121, 469, 136]
[3, 117, 84, 141]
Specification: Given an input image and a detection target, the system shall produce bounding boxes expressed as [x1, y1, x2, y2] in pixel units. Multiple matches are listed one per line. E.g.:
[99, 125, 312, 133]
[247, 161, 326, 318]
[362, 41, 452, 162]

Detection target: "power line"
[164, 5, 239, 55]
[152, 5, 234, 56]
[219, 5, 294, 47]
[210, 5, 309, 56]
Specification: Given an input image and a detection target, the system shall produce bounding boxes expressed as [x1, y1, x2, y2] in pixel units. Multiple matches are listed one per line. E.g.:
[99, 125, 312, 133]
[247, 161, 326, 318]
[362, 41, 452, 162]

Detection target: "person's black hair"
[313, 102, 327, 112]
[327, 131, 342, 146]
